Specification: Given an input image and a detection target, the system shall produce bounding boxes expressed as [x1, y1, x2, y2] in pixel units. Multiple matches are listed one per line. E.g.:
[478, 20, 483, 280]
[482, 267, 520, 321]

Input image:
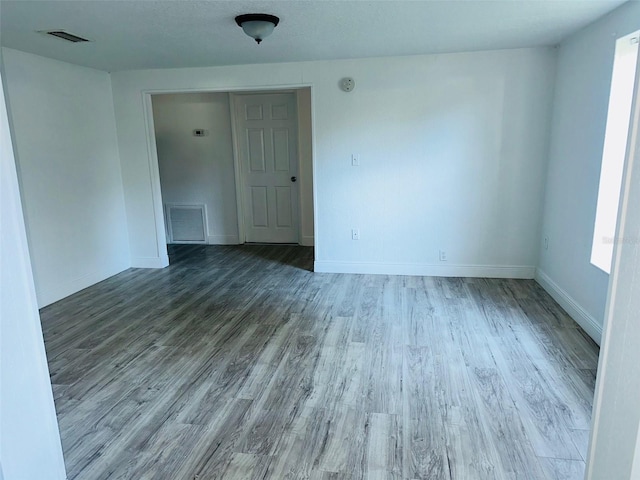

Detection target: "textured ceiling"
[0, 0, 630, 72]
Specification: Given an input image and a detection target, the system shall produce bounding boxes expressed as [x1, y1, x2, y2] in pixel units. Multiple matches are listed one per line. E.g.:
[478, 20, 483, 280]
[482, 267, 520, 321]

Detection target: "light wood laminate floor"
[41, 245, 599, 480]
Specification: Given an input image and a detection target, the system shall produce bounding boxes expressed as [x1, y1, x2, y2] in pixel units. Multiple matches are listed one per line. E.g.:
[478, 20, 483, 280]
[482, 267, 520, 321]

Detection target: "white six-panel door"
[234, 93, 299, 243]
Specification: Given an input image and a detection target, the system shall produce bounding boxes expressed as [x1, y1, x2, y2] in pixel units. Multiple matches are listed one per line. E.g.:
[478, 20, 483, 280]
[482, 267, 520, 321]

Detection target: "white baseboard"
[300, 235, 314, 247]
[208, 235, 240, 245]
[131, 254, 169, 269]
[313, 261, 536, 279]
[206, 235, 312, 246]
[535, 269, 602, 345]
[36, 261, 129, 308]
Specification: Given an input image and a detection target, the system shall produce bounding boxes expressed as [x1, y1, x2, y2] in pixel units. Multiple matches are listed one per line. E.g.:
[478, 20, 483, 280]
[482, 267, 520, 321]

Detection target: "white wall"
[586, 42, 640, 478]
[112, 47, 556, 276]
[2, 48, 130, 307]
[536, 1, 640, 344]
[0, 61, 66, 480]
[152, 93, 240, 244]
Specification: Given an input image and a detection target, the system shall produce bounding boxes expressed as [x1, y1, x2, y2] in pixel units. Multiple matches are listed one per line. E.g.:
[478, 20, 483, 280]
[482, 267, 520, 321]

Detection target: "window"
[591, 30, 639, 274]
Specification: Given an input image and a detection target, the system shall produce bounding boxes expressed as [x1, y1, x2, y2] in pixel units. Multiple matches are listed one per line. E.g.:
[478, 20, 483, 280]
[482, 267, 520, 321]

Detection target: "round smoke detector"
[340, 77, 356, 92]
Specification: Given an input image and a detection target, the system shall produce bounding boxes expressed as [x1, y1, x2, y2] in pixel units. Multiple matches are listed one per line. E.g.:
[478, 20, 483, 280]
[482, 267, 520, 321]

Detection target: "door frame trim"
[229, 92, 245, 243]
[142, 84, 315, 259]
[229, 90, 303, 245]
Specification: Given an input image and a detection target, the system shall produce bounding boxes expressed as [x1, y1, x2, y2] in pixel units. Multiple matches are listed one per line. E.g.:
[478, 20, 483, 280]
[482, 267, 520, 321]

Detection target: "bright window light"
[591, 30, 639, 274]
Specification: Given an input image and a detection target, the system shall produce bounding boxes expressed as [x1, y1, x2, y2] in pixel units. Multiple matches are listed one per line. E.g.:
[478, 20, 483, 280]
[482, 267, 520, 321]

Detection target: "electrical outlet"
[439, 250, 447, 262]
[544, 236, 549, 250]
[352, 229, 360, 240]
[351, 154, 360, 166]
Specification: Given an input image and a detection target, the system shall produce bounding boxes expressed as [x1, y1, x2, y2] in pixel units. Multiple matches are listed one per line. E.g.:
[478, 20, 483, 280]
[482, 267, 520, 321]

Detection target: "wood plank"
[403, 345, 450, 479]
[467, 366, 548, 479]
[39, 244, 599, 480]
[486, 332, 582, 460]
[539, 457, 586, 480]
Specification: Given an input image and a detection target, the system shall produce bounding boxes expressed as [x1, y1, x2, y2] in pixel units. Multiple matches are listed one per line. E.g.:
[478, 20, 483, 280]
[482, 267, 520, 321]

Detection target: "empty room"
[2, 1, 640, 479]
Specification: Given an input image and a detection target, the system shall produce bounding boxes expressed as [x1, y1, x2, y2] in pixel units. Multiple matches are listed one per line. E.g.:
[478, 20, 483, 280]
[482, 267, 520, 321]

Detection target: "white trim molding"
[314, 261, 536, 279]
[300, 235, 315, 247]
[142, 93, 169, 259]
[208, 235, 240, 245]
[131, 255, 170, 269]
[535, 268, 603, 345]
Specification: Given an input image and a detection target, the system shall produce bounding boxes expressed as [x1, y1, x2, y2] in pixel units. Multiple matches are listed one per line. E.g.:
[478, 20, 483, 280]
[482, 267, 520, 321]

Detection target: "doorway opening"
[149, 87, 314, 259]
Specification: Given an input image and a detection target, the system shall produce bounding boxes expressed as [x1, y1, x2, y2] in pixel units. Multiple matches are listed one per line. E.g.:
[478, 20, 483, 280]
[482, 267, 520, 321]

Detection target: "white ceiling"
[0, 0, 629, 72]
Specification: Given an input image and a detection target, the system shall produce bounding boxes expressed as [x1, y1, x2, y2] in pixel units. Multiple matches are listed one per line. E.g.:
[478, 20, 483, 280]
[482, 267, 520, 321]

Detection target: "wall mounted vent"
[166, 204, 207, 244]
[42, 30, 90, 43]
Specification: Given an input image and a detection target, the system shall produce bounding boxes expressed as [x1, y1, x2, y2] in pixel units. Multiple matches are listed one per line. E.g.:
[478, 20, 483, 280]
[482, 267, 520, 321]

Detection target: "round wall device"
[340, 77, 356, 92]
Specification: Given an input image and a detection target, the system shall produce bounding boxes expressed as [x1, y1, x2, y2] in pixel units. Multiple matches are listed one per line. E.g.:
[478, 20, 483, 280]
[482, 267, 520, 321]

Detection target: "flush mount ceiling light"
[235, 14, 280, 44]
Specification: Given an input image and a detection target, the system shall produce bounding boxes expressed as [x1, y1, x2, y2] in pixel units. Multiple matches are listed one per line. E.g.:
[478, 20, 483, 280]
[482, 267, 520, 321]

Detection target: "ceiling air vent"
[43, 30, 90, 43]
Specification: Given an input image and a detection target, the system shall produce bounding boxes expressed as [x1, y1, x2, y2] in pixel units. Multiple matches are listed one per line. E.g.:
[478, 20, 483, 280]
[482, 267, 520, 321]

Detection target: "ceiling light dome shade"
[235, 14, 280, 44]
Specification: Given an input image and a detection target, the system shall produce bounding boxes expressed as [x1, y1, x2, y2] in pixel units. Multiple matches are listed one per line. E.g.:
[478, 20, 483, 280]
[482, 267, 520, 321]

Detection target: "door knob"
[290, 176, 297, 182]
